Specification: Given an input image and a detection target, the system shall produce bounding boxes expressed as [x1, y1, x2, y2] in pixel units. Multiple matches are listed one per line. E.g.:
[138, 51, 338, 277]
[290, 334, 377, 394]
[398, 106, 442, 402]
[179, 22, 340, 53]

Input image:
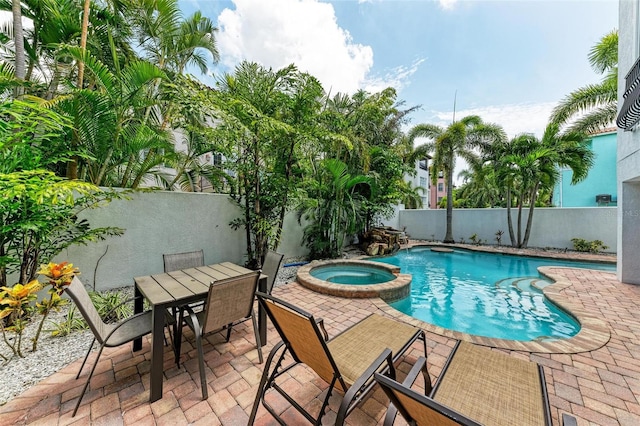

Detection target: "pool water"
[373, 248, 615, 341]
[310, 265, 395, 285]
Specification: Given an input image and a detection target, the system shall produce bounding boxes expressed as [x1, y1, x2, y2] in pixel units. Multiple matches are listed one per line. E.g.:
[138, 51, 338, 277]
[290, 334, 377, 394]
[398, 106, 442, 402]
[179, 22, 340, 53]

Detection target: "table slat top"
[134, 262, 255, 306]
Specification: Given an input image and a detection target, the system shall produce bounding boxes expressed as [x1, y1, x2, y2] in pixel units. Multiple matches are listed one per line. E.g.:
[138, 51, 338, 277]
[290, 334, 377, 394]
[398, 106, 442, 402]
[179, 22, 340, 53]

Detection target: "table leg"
[149, 304, 165, 402]
[133, 285, 143, 352]
[258, 276, 267, 347]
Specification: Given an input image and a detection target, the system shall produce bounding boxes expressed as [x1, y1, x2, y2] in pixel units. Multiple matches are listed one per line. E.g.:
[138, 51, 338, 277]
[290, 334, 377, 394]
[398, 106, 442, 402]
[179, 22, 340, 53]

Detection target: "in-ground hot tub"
[296, 259, 411, 302]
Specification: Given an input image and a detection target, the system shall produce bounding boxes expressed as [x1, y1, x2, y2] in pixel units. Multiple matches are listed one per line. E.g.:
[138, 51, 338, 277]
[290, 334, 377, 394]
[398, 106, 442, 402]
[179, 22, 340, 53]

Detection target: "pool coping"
[296, 259, 412, 302]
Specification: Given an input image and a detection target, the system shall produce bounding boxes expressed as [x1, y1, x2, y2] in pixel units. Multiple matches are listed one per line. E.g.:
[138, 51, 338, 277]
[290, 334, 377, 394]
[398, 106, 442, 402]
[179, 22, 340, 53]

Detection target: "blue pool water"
[373, 247, 615, 341]
[310, 265, 395, 285]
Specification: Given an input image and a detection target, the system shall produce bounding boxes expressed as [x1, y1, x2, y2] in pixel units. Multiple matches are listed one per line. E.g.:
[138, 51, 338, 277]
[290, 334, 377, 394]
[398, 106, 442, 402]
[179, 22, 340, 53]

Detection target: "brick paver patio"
[1, 261, 639, 425]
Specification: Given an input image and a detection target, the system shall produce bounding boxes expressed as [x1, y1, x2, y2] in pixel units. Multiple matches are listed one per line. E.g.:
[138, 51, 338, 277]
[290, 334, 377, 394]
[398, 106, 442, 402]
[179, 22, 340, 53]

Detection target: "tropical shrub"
[571, 238, 608, 253]
[0, 170, 125, 288]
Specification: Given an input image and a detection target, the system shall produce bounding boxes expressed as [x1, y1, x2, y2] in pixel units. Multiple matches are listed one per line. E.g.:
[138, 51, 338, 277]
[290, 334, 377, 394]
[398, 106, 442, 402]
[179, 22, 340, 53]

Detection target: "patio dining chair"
[163, 249, 205, 272]
[248, 292, 426, 425]
[261, 250, 284, 294]
[176, 270, 263, 399]
[374, 340, 577, 426]
[65, 277, 155, 417]
[163, 249, 206, 357]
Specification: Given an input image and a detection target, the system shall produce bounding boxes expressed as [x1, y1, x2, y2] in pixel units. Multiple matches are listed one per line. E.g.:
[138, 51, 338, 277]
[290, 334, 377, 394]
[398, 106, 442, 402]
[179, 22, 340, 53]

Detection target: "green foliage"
[571, 238, 608, 253]
[298, 159, 370, 259]
[469, 234, 480, 245]
[89, 290, 133, 323]
[551, 30, 618, 134]
[0, 170, 125, 287]
[0, 100, 74, 173]
[48, 306, 86, 337]
[410, 116, 506, 243]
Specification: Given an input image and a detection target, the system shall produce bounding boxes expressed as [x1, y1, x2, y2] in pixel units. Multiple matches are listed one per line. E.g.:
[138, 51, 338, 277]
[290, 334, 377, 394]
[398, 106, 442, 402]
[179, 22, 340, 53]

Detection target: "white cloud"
[428, 101, 557, 140]
[216, 0, 375, 94]
[438, 0, 458, 10]
[364, 58, 425, 95]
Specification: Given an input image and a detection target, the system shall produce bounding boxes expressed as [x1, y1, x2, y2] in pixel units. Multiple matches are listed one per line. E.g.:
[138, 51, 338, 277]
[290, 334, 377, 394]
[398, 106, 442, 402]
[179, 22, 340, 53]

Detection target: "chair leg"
[248, 341, 285, 425]
[194, 325, 208, 400]
[225, 323, 233, 342]
[72, 343, 106, 417]
[250, 313, 263, 363]
[76, 338, 96, 379]
[175, 309, 184, 368]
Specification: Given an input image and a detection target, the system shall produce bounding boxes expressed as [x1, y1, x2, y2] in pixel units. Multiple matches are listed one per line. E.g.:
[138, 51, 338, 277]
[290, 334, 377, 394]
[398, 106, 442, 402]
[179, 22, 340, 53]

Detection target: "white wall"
[396, 207, 617, 251]
[58, 191, 307, 291]
[617, 0, 640, 284]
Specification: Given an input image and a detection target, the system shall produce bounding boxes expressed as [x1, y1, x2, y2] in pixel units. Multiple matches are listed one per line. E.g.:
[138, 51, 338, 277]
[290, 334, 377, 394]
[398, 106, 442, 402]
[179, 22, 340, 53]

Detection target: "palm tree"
[550, 30, 618, 134]
[491, 123, 594, 248]
[298, 159, 371, 259]
[410, 116, 506, 243]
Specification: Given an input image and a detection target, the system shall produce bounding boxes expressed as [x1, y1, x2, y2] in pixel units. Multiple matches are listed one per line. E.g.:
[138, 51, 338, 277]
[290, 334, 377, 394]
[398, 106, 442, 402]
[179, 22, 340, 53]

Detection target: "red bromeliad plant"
[32, 262, 79, 352]
[0, 262, 78, 359]
[0, 279, 41, 358]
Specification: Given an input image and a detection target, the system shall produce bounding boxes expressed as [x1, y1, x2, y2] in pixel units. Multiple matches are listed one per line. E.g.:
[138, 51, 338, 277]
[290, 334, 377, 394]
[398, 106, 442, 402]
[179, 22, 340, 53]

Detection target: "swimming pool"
[373, 247, 615, 341]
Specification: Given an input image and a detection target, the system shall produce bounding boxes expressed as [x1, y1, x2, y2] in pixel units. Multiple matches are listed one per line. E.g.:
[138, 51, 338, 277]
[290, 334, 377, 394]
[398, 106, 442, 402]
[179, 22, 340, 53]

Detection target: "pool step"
[494, 277, 552, 293]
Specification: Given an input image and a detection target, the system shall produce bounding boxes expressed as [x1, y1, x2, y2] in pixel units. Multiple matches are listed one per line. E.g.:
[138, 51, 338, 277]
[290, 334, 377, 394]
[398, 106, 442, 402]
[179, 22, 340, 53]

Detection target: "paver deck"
[1, 255, 639, 425]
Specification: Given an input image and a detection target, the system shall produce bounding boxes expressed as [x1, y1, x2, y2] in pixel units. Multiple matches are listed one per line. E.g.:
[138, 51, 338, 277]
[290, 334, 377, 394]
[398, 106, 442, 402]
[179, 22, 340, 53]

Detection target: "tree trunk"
[506, 188, 516, 247]
[12, 0, 25, 97]
[522, 183, 540, 248]
[516, 195, 524, 248]
[443, 164, 455, 243]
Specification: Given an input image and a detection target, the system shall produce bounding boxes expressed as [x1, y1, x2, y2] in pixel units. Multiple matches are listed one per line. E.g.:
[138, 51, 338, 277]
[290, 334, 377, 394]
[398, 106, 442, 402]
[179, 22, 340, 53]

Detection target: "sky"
[178, 0, 619, 140]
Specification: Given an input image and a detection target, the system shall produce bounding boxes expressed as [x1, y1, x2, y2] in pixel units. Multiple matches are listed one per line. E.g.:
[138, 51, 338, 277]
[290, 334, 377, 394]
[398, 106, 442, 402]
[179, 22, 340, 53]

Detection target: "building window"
[438, 183, 444, 192]
[419, 177, 427, 188]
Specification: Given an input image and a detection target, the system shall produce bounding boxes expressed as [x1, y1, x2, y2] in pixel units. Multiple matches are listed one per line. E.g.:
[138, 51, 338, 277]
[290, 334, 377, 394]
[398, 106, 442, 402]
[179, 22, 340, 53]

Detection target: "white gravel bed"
[0, 260, 305, 406]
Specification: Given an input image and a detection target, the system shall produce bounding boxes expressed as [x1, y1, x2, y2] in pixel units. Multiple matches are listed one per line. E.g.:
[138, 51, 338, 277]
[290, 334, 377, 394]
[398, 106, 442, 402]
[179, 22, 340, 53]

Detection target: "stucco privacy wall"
[391, 207, 616, 251]
[58, 191, 307, 291]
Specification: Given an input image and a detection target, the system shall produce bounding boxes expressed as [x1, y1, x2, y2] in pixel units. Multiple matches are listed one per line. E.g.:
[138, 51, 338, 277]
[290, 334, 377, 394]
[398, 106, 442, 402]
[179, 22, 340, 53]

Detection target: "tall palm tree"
[410, 116, 506, 243]
[551, 30, 618, 134]
[491, 123, 594, 248]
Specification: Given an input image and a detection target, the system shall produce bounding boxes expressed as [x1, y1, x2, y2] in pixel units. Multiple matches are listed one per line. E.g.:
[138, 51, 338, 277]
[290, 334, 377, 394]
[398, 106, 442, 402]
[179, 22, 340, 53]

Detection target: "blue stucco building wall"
[552, 131, 617, 207]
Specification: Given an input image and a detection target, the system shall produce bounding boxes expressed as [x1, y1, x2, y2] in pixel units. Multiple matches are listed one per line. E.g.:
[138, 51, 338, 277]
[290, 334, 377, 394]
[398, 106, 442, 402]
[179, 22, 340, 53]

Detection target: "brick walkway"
[1, 267, 639, 425]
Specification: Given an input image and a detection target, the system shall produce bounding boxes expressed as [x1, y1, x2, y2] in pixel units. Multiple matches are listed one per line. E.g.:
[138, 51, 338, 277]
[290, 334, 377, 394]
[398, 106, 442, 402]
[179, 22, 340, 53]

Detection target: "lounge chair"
[65, 277, 155, 417]
[176, 271, 263, 399]
[248, 292, 426, 425]
[375, 340, 577, 426]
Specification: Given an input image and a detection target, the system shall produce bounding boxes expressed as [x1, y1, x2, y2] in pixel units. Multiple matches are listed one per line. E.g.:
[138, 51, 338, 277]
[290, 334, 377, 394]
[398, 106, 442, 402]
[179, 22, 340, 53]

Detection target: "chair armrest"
[338, 348, 394, 424]
[562, 413, 578, 426]
[383, 356, 431, 426]
[181, 304, 202, 332]
[315, 317, 329, 341]
[102, 310, 154, 343]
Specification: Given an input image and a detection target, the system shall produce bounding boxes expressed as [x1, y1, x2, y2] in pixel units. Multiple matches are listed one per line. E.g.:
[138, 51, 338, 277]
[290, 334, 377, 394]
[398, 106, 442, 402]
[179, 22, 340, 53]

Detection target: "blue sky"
[181, 0, 618, 139]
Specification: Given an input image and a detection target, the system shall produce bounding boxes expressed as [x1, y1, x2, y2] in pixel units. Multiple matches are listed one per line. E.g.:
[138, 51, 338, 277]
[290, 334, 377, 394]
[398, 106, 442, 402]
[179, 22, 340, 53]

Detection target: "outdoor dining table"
[133, 262, 268, 402]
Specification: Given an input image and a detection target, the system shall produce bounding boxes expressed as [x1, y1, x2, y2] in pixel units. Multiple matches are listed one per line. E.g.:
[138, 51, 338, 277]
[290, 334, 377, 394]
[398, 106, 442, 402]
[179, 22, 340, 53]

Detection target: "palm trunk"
[12, 0, 25, 92]
[522, 183, 539, 248]
[506, 188, 516, 247]
[516, 194, 524, 248]
[443, 166, 454, 243]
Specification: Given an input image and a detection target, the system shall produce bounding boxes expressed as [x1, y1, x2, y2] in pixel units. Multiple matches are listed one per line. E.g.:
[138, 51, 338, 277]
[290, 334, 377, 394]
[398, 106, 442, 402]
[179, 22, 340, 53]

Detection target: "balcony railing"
[617, 55, 640, 130]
